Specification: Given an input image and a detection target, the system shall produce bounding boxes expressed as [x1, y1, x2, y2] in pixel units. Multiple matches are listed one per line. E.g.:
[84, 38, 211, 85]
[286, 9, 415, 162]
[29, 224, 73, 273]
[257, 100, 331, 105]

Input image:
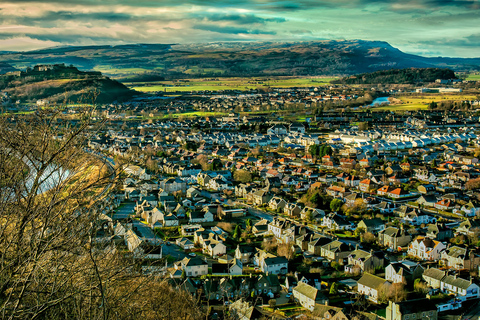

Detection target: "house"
[284, 203, 302, 217]
[378, 227, 411, 251]
[228, 299, 263, 320]
[440, 246, 480, 271]
[320, 240, 354, 263]
[186, 187, 202, 199]
[357, 273, 391, 303]
[426, 222, 453, 241]
[456, 201, 479, 217]
[292, 282, 328, 312]
[204, 240, 227, 258]
[235, 245, 256, 264]
[322, 213, 354, 231]
[189, 210, 214, 224]
[440, 274, 480, 300]
[261, 257, 288, 275]
[388, 188, 414, 199]
[357, 218, 385, 234]
[247, 189, 272, 206]
[307, 236, 332, 256]
[385, 260, 424, 284]
[423, 267, 447, 289]
[176, 237, 195, 250]
[408, 236, 446, 261]
[179, 257, 208, 277]
[345, 248, 385, 274]
[211, 259, 243, 276]
[386, 299, 438, 320]
[181, 224, 202, 236]
[267, 124, 287, 135]
[268, 197, 287, 211]
[456, 218, 480, 236]
[300, 207, 325, 222]
[418, 184, 436, 195]
[359, 178, 376, 192]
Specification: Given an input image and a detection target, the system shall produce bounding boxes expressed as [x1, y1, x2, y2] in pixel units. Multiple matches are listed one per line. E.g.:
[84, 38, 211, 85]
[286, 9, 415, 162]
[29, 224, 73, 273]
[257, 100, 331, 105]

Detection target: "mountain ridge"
[0, 40, 479, 79]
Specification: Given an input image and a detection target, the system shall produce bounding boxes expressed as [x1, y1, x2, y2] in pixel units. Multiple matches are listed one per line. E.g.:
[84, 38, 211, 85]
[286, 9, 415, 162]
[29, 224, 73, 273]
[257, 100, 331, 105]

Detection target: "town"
[74, 78, 480, 320]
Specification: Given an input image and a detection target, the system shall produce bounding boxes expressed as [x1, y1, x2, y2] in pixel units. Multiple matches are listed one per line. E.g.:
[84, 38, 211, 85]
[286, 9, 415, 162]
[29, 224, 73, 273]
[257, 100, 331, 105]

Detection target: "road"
[461, 299, 480, 320]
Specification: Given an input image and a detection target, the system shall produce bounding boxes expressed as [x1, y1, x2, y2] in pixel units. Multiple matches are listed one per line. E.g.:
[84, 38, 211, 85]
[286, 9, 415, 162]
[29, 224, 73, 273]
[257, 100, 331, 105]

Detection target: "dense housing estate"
[78, 78, 480, 319]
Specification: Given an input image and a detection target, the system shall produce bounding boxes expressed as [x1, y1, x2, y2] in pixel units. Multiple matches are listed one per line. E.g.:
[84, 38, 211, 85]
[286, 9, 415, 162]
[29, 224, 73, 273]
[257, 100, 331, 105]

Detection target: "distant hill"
[332, 68, 457, 84]
[0, 62, 17, 74]
[0, 41, 478, 79]
[0, 64, 135, 104]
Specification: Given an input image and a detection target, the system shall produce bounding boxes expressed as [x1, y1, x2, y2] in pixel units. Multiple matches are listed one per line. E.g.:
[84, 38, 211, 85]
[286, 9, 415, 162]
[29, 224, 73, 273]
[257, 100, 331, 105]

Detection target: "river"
[368, 96, 390, 107]
[25, 160, 71, 194]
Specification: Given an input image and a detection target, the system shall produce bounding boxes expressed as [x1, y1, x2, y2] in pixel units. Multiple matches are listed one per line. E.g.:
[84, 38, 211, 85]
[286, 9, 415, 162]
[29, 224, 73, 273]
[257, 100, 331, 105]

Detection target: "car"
[224, 301, 231, 306]
[166, 241, 171, 246]
[285, 293, 292, 298]
[189, 253, 196, 257]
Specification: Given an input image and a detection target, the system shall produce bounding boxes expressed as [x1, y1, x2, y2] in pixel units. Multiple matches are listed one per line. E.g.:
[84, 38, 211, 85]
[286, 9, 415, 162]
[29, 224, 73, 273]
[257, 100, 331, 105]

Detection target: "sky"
[0, 0, 479, 57]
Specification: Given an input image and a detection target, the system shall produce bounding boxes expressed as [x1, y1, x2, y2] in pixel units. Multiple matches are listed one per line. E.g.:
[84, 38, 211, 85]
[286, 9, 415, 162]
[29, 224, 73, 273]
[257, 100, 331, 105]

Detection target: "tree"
[330, 261, 341, 271]
[246, 219, 252, 231]
[466, 178, 480, 190]
[234, 169, 252, 183]
[329, 282, 339, 295]
[268, 299, 276, 308]
[362, 232, 376, 244]
[330, 199, 343, 212]
[233, 225, 241, 240]
[358, 122, 369, 131]
[277, 244, 295, 261]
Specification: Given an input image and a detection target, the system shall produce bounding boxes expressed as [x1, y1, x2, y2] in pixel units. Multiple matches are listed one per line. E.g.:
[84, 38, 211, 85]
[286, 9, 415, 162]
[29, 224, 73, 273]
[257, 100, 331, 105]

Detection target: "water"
[368, 97, 390, 107]
[25, 160, 71, 194]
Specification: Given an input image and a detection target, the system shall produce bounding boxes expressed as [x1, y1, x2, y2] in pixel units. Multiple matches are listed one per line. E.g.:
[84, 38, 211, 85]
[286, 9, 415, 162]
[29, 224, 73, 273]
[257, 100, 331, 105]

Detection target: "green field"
[373, 93, 477, 111]
[129, 76, 337, 93]
[397, 94, 477, 104]
[373, 103, 428, 111]
[466, 73, 480, 81]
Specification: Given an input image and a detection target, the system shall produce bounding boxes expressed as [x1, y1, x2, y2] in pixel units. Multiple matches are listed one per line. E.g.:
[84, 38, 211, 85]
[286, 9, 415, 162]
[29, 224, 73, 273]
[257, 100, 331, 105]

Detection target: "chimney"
[355, 244, 359, 250]
[370, 249, 374, 256]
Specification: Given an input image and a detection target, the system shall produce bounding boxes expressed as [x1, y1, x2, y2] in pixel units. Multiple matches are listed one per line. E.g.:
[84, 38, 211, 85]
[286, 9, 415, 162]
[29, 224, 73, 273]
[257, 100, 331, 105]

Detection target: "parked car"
[286, 293, 292, 298]
[189, 253, 196, 257]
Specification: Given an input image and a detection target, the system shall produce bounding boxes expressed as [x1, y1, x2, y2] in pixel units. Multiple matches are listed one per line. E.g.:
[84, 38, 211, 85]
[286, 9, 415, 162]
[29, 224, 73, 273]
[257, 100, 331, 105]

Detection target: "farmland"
[128, 77, 337, 93]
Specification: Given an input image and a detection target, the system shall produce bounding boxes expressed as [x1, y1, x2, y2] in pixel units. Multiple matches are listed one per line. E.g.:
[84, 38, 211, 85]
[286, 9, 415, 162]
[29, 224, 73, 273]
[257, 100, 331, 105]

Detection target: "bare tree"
[0, 109, 204, 319]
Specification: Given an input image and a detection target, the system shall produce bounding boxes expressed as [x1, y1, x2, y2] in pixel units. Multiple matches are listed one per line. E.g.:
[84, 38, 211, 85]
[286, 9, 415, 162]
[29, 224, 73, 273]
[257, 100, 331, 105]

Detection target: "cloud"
[195, 13, 286, 25]
[0, 0, 477, 57]
[193, 25, 277, 35]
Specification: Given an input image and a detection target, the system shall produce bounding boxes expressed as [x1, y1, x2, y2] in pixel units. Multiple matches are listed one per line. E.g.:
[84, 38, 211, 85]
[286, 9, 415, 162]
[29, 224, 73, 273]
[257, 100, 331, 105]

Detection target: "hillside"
[332, 68, 457, 84]
[0, 41, 479, 79]
[0, 64, 135, 104]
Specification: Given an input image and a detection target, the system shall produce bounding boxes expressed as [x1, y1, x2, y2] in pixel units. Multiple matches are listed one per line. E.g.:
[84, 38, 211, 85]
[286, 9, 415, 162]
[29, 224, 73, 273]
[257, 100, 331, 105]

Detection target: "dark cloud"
[194, 13, 286, 25]
[193, 25, 276, 35]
